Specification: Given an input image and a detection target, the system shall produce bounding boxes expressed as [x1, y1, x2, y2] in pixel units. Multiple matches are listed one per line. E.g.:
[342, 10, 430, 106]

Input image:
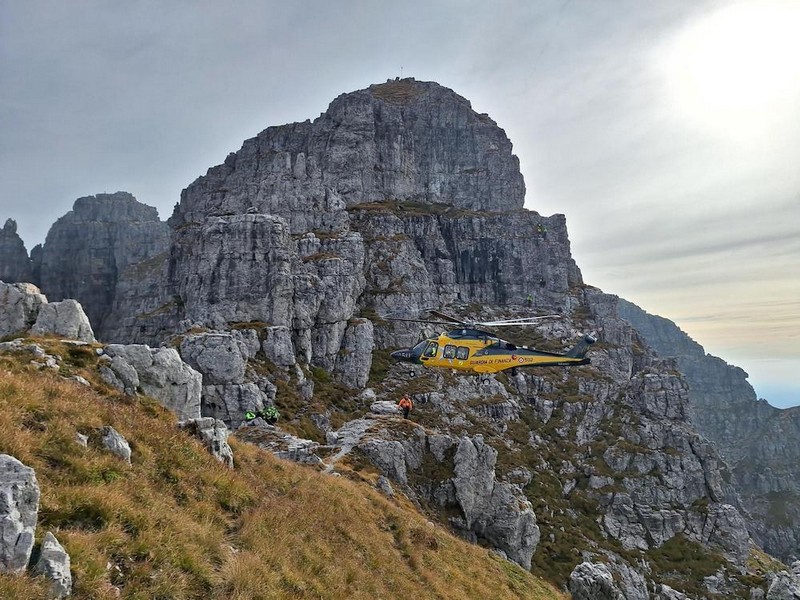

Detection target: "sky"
[1, 0, 798, 407]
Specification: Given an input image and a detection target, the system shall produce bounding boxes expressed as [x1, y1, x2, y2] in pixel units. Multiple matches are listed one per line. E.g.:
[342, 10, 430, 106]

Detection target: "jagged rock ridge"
[619, 298, 800, 563]
[0, 219, 33, 284]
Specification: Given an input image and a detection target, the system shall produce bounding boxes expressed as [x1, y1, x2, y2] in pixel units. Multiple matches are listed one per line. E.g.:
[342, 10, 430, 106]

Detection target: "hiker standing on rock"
[398, 395, 413, 419]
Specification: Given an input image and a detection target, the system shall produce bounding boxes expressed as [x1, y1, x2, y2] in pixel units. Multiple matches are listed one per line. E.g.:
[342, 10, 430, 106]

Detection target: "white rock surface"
[0, 454, 40, 574]
[31, 299, 95, 342]
[32, 531, 72, 598]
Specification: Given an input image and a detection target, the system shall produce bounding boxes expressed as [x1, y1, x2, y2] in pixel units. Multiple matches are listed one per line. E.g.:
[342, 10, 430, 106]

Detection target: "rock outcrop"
[324, 415, 540, 570]
[31, 299, 95, 342]
[178, 418, 234, 468]
[0, 454, 40, 574]
[619, 298, 800, 562]
[32, 531, 72, 599]
[569, 562, 623, 600]
[0, 281, 47, 338]
[35, 192, 169, 339]
[102, 345, 202, 421]
[765, 561, 800, 599]
[101, 426, 132, 464]
[0, 219, 33, 284]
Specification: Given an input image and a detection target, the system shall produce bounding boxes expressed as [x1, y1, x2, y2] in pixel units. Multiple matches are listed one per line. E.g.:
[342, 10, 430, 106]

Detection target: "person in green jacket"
[261, 405, 280, 425]
[244, 406, 280, 425]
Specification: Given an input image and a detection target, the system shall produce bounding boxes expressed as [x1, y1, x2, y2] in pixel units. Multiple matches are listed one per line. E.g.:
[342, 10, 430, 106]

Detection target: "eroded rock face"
[0, 219, 33, 284]
[0, 281, 47, 338]
[171, 79, 525, 230]
[35, 192, 169, 338]
[346, 421, 539, 570]
[107, 80, 582, 387]
[0, 454, 40, 574]
[180, 332, 249, 385]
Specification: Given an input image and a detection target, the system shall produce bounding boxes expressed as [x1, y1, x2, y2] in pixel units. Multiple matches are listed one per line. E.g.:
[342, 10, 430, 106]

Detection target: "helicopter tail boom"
[565, 334, 597, 359]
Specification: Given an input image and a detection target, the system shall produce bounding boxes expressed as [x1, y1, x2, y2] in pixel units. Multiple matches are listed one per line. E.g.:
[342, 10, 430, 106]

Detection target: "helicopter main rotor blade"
[427, 310, 465, 324]
[476, 315, 561, 327]
[385, 317, 457, 326]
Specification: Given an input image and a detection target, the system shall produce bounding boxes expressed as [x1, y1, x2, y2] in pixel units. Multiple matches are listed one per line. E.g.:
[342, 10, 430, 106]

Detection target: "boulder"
[568, 562, 623, 600]
[31, 299, 95, 342]
[370, 400, 401, 415]
[103, 345, 202, 421]
[0, 281, 47, 338]
[32, 531, 72, 598]
[0, 454, 40, 574]
[766, 567, 800, 600]
[178, 418, 234, 468]
[101, 426, 131, 464]
[201, 383, 266, 429]
[654, 584, 688, 599]
[98, 355, 140, 395]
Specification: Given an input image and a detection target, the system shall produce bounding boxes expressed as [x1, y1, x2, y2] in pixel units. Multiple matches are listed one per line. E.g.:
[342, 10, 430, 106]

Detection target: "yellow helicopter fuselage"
[391, 328, 592, 375]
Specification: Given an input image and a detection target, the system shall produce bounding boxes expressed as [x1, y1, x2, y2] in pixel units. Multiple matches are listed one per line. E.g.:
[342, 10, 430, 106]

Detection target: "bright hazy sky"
[1, 0, 798, 407]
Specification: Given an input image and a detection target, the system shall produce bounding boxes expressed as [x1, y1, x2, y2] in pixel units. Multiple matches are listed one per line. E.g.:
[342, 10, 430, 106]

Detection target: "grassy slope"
[0, 342, 564, 600]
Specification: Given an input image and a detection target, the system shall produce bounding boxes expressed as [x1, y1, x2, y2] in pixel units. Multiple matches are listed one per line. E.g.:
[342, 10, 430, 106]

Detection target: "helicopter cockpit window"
[456, 346, 469, 360]
[411, 340, 428, 354]
[443, 345, 457, 359]
[423, 342, 438, 358]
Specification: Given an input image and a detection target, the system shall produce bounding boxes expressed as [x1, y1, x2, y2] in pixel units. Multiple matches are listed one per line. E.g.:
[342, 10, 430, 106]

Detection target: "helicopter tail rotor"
[565, 333, 598, 359]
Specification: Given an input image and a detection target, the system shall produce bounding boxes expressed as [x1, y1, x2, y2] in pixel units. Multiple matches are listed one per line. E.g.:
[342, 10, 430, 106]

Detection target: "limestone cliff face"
[35, 192, 169, 339]
[619, 298, 800, 562]
[0, 219, 33, 284]
[107, 80, 582, 381]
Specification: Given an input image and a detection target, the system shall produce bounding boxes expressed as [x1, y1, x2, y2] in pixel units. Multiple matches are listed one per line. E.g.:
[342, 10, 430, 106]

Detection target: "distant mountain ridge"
[619, 298, 800, 562]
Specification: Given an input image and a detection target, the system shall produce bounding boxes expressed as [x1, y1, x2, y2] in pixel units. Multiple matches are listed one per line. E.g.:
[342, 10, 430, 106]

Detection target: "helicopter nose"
[391, 349, 412, 362]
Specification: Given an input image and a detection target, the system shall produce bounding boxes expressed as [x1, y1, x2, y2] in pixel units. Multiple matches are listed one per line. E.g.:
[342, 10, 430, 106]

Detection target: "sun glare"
[662, 1, 800, 137]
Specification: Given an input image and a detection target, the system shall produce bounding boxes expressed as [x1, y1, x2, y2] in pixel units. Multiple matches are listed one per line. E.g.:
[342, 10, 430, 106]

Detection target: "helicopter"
[388, 310, 596, 376]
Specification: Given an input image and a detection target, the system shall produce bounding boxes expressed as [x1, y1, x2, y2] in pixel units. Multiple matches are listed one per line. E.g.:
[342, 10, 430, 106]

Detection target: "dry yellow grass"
[0, 346, 565, 599]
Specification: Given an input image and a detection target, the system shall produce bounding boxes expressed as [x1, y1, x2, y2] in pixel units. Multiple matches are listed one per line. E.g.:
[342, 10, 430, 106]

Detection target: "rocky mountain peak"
[70, 191, 161, 222]
[35, 192, 169, 337]
[170, 79, 525, 234]
[3, 218, 18, 234]
[0, 218, 33, 284]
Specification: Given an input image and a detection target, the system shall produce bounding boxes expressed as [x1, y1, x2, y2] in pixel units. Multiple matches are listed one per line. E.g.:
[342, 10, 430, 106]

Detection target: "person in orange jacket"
[398, 395, 413, 419]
